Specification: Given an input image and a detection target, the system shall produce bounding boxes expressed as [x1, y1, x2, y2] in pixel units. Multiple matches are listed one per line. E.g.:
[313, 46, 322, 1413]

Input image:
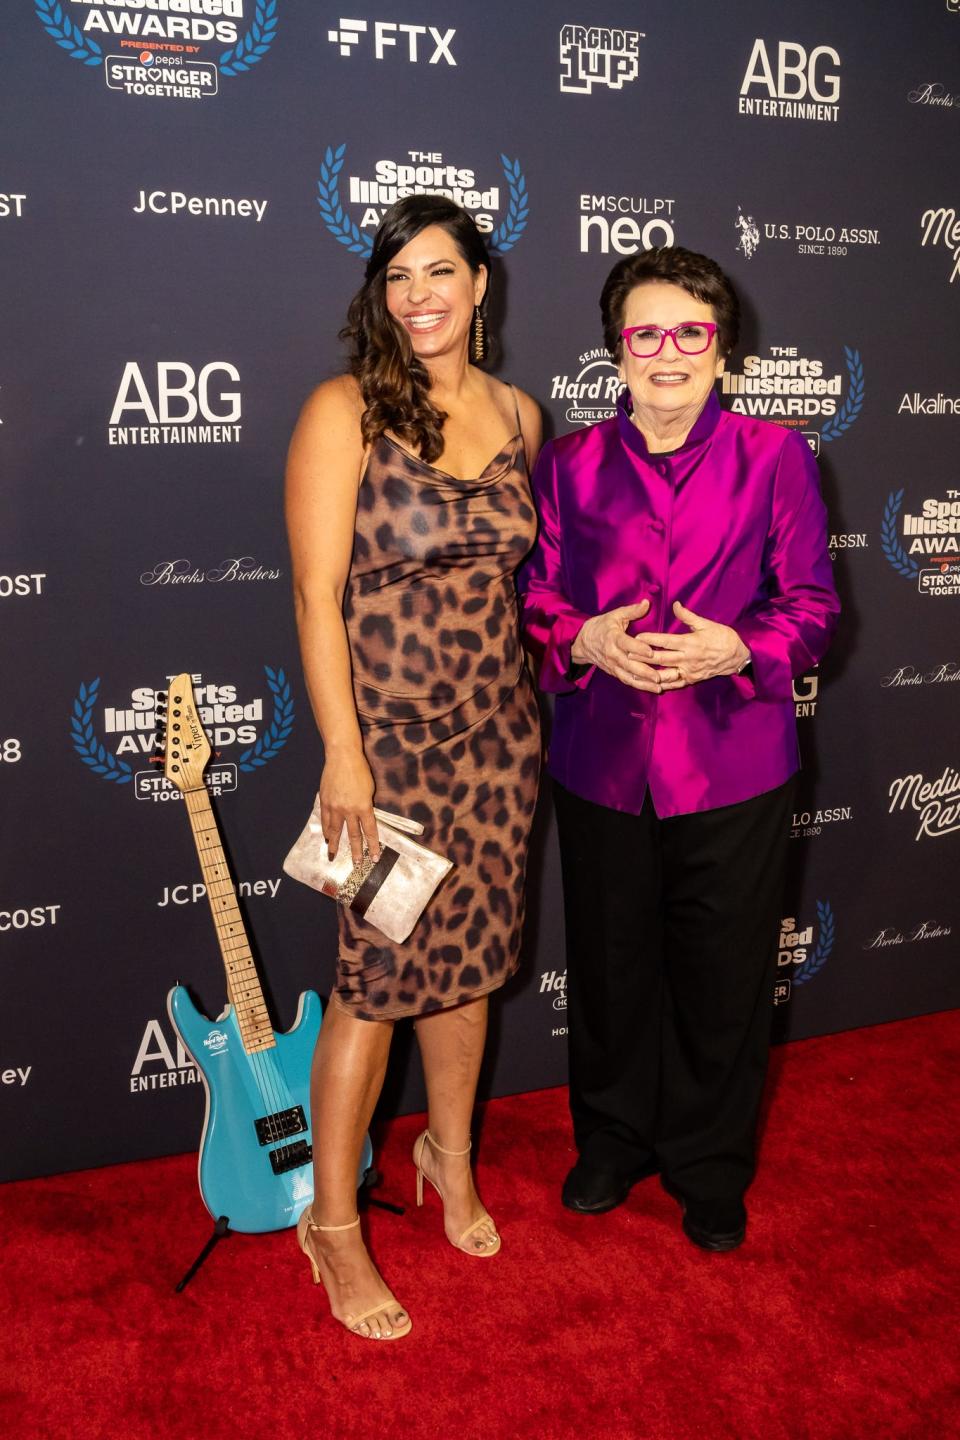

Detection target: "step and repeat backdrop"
[2, 1, 958, 1182]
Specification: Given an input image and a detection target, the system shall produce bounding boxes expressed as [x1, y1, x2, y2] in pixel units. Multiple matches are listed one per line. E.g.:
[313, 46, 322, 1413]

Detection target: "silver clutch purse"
[282, 802, 453, 944]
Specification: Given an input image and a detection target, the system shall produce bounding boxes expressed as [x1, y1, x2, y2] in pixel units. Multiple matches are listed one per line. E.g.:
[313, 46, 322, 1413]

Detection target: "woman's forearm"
[294, 592, 365, 757]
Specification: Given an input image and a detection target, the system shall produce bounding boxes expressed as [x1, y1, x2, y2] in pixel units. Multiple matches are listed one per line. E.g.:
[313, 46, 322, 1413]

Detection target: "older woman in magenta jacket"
[521, 246, 839, 1250]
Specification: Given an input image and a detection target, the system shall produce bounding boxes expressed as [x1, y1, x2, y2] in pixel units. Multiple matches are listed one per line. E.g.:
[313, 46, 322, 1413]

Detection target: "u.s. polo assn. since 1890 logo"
[70, 667, 294, 798]
[317, 145, 528, 257]
[35, 0, 278, 101]
[882, 487, 960, 596]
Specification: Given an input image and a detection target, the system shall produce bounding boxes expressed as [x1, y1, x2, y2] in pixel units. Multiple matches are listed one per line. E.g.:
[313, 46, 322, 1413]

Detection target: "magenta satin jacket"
[520, 391, 840, 817]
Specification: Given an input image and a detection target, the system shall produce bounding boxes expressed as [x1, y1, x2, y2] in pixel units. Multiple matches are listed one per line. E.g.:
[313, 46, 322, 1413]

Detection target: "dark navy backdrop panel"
[2, 0, 957, 1180]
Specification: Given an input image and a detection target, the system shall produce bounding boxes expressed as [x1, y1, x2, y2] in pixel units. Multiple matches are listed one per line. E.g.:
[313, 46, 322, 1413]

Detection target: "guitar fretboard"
[182, 786, 276, 1055]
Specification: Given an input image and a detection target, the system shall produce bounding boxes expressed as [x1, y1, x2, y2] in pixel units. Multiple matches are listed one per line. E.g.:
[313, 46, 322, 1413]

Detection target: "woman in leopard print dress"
[285, 196, 541, 1341]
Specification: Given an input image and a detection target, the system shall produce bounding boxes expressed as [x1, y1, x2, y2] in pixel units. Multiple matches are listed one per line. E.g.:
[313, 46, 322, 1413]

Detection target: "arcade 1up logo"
[773, 901, 835, 1006]
[720, 343, 863, 455]
[316, 145, 529, 257]
[882, 488, 960, 597]
[34, 0, 278, 101]
[69, 668, 294, 798]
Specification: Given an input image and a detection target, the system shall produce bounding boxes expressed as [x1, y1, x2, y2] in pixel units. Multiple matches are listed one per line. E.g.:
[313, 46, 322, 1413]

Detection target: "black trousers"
[554, 777, 795, 1204]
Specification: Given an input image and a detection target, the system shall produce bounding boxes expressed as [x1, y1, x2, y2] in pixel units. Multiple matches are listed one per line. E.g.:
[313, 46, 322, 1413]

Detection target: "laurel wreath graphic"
[219, 0, 278, 77]
[71, 680, 133, 784]
[317, 145, 370, 256]
[820, 347, 864, 443]
[317, 147, 528, 258]
[238, 666, 294, 771]
[490, 156, 529, 254]
[880, 489, 921, 579]
[793, 900, 835, 986]
[34, 0, 103, 67]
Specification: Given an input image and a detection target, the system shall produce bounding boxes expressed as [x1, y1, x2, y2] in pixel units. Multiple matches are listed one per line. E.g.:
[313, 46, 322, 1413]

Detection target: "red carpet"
[3, 1011, 959, 1440]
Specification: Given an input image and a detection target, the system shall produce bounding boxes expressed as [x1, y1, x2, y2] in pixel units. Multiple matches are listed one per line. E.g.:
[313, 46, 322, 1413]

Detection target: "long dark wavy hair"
[341, 195, 490, 464]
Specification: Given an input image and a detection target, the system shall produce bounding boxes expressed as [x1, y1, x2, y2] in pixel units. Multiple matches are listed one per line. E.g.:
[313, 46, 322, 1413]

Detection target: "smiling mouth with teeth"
[405, 312, 447, 330]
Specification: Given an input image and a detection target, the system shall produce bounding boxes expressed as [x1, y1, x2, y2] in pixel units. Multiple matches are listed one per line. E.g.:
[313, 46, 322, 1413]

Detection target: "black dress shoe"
[561, 1157, 657, 1214]
[660, 1177, 746, 1250]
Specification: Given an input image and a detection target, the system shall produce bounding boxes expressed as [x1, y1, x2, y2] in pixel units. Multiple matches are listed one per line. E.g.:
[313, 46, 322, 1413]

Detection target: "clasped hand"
[571, 600, 749, 693]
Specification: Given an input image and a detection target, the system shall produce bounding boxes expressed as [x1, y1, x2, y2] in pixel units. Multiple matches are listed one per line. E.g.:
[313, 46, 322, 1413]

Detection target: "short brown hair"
[600, 247, 740, 362]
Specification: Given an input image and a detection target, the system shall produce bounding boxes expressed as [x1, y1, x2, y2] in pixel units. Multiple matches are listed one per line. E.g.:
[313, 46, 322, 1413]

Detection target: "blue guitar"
[161, 673, 372, 1234]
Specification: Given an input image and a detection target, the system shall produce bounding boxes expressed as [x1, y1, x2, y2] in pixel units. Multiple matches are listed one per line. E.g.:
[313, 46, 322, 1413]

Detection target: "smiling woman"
[521, 244, 840, 1253]
[284, 195, 542, 1342]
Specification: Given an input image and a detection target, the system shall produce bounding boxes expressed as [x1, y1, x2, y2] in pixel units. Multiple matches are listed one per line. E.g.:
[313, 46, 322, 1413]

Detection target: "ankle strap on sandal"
[425, 1129, 471, 1156]
[303, 1212, 361, 1233]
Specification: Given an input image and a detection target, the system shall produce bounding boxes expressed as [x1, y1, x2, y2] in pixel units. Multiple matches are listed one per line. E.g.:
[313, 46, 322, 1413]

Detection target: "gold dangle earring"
[472, 305, 485, 363]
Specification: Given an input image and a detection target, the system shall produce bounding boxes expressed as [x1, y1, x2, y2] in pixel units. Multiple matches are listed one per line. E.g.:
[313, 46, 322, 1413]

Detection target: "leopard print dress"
[334, 399, 541, 1021]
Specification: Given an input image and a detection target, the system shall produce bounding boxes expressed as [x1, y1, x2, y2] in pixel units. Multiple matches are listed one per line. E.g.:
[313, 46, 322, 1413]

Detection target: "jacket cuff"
[541, 612, 596, 693]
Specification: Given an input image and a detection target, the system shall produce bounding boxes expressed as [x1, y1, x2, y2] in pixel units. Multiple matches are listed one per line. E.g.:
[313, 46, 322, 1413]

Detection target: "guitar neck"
[182, 785, 276, 1054]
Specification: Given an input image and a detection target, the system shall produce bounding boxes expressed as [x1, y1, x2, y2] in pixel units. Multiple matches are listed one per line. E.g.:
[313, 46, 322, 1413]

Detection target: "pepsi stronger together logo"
[35, 0, 278, 100]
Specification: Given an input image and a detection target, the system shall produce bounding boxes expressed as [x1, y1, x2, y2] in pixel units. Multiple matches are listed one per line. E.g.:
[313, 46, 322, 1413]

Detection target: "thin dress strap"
[508, 382, 522, 435]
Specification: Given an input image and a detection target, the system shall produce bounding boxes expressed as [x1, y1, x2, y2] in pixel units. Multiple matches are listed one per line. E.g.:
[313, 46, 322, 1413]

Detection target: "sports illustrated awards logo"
[130, 1018, 199, 1094]
[133, 190, 268, 223]
[721, 344, 864, 448]
[108, 361, 241, 445]
[881, 488, 960, 595]
[739, 39, 841, 123]
[920, 206, 960, 283]
[69, 668, 294, 796]
[898, 390, 960, 415]
[1, 737, 23, 765]
[139, 558, 281, 586]
[326, 18, 455, 64]
[888, 766, 960, 840]
[579, 192, 676, 254]
[559, 24, 643, 94]
[773, 901, 835, 1006]
[0, 193, 27, 218]
[908, 83, 960, 110]
[864, 919, 952, 950]
[317, 145, 528, 256]
[551, 347, 621, 426]
[540, 968, 567, 1036]
[735, 206, 879, 260]
[881, 663, 960, 689]
[35, 0, 278, 101]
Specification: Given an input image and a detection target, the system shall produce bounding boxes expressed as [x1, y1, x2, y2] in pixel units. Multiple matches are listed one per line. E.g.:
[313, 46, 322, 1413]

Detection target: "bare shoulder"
[294, 373, 364, 434]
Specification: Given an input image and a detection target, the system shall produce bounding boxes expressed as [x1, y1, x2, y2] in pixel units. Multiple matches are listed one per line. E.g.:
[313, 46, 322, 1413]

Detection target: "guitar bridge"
[254, 1105, 307, 1146]
[269, 1139, 313, 1175]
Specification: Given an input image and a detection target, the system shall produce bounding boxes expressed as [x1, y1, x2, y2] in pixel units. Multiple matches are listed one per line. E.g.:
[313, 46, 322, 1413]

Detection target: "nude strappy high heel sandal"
[413, 1129, 501, 1257]
[296, 1209, 412, 1340]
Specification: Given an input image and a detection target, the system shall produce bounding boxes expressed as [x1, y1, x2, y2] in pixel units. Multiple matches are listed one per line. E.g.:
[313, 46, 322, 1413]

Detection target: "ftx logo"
[328, 18, 456, 64]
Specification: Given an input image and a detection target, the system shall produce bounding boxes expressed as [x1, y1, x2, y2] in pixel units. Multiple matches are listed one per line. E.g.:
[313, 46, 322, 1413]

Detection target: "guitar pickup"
[269, 1139, 313, 1175]
[254, 1105, 307, 1146]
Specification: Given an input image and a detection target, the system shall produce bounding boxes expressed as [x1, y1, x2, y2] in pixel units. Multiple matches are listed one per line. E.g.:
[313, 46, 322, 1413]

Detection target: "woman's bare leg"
[305, 1002, 407, 1335]
[414, 997, 499, 1252]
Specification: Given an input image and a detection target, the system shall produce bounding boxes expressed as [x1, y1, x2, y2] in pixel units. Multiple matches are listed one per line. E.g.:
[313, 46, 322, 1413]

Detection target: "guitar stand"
[174, 1173, 403, 1293]
[359, 1166, 405, 1217]
[175, 1215, 231, 1293]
